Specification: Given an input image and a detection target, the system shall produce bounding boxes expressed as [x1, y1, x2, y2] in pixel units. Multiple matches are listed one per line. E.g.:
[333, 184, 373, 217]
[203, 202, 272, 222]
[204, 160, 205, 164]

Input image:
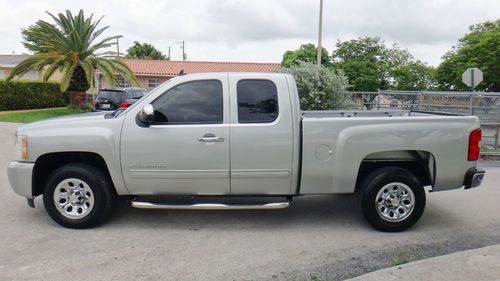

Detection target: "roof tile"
[123, 59, 281, 76]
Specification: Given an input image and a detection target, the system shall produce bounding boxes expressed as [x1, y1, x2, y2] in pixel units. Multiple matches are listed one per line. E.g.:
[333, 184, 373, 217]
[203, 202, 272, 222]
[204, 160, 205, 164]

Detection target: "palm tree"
[7, 10, 138, 107]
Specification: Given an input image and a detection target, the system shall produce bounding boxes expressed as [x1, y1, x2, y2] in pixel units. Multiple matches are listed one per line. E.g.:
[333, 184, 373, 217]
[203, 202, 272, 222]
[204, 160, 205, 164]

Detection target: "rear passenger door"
[229, 74, 294, 195]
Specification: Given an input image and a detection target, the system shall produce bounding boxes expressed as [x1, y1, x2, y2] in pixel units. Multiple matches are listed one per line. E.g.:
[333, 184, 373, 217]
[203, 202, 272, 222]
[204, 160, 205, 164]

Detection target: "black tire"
[360, 167, 426, 232]
[43, 163, 115, 229]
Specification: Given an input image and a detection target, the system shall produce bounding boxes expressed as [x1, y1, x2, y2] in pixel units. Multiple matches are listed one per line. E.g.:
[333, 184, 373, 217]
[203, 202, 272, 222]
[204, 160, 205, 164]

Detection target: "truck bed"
[299, 109, 479, 195]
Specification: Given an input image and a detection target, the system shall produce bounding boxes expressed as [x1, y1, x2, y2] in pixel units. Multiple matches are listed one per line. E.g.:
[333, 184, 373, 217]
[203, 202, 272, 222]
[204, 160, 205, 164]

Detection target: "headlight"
[15, 134, 28, 161]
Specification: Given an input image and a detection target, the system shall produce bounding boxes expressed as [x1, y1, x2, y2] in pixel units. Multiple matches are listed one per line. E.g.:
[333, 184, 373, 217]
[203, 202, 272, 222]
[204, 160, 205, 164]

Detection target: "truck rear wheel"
[43, 163, 115, 229]
[360, 167, 426, 232]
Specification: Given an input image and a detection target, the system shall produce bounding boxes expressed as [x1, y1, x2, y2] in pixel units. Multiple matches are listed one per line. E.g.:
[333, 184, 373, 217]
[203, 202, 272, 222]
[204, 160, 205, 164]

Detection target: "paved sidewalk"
[347, 244, 500, 281]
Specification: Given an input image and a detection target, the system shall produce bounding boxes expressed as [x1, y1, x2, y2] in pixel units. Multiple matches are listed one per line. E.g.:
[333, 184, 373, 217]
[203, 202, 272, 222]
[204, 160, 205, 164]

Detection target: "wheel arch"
[355, 150, 435, 192]
[32, 152, 116, 197]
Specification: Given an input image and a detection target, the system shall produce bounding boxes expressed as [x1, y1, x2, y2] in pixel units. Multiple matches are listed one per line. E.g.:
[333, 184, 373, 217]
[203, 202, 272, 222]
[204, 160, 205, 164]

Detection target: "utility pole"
[178, 41, 186, 61]
[116, 37, 120, 57]
[316, 0, 324, 66]
[167, 46, 171, 60]
[93, 70, 100, 101]
[115, 35, 123, 57]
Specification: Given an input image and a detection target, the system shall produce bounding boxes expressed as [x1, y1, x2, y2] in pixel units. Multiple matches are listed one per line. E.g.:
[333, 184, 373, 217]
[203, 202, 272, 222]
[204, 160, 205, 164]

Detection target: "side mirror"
[138, 104, 155, 125]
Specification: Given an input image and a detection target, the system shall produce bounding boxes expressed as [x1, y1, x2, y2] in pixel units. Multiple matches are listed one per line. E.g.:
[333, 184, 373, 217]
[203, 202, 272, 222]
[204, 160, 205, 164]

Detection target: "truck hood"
[17, 111, 111, 134]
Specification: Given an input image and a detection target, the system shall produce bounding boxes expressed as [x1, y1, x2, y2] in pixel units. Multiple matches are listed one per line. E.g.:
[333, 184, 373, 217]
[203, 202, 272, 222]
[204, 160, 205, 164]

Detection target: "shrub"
[0, 80, 68, 111]
[280, 61, 350, 110]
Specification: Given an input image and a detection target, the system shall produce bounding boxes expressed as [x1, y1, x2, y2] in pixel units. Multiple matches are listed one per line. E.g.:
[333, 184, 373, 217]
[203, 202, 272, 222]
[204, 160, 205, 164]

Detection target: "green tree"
[280, 61, 350, 110]
[332, 37, 388, 92]
[390, 61, 436, 91]
[125, 41, 167, 60]
[332, 37, 436, 92]
[21, 25, 50, 53]
[436, 19, 500, 91]
[282, 43, 331, 67]
[8, 10, 138, 107]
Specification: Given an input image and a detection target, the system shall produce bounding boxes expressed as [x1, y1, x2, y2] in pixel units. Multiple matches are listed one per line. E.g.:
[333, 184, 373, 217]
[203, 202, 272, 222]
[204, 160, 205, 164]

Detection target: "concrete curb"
[346, 244, 500, 281]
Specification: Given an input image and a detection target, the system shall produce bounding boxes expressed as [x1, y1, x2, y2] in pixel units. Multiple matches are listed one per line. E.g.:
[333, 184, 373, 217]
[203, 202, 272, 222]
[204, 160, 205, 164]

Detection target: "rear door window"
[237, 80, 278, 123]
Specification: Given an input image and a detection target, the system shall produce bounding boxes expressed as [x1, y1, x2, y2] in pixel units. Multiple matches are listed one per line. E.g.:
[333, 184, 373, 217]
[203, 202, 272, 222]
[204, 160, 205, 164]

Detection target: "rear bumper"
[464, 168, 485, 189]
[7, 161, 34, 198]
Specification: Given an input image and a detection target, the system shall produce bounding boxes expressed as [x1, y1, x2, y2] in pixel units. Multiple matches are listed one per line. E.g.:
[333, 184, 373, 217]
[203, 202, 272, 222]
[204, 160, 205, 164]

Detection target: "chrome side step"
[130, 200, 290, 210]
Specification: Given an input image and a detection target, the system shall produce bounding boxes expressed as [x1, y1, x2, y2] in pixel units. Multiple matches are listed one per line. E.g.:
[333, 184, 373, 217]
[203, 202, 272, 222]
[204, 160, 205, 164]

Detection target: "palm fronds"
[8, 9, 137, 92]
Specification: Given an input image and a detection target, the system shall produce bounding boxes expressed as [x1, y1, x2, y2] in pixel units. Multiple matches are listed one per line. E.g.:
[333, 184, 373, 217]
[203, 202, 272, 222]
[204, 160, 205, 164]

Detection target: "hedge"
[0, 80, 69, 111]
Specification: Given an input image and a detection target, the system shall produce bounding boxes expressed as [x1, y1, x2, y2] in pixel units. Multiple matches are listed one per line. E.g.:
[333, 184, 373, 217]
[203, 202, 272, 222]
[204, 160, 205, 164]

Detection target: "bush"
[280, 61, 350, 110]
[0, 80, 69, 111]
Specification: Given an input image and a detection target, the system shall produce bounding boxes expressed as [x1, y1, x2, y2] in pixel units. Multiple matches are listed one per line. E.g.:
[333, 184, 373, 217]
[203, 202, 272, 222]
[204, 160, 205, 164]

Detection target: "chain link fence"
[348, 90, 500, 148]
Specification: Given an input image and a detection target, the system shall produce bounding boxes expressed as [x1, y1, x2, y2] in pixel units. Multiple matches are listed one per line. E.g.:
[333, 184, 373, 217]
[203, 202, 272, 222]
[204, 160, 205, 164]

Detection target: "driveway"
[0, 122, 499, 281]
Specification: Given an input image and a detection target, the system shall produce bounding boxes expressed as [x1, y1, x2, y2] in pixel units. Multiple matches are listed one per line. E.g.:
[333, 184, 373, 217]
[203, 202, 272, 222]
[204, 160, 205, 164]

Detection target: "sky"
[0, 0, 498, 66]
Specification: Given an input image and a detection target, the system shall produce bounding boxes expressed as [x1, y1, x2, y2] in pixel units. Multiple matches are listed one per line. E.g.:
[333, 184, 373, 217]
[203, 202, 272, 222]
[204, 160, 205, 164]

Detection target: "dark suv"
[93, 88, 146, 111]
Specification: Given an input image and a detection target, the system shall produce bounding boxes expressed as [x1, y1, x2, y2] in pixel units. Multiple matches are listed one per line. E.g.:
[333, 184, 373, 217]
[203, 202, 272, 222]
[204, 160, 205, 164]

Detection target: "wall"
[0, 67, 53, 81]
[98, 75, 173, 91]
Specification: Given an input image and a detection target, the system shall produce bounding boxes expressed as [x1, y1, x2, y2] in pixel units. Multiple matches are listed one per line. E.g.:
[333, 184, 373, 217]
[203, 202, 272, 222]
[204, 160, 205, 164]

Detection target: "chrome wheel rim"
[53, 178, 95, 219]
[375, 182, 415, 222]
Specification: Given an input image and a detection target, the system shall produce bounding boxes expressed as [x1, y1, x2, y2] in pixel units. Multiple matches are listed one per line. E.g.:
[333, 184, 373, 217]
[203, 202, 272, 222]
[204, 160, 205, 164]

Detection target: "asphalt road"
[1, 121, 499, 281]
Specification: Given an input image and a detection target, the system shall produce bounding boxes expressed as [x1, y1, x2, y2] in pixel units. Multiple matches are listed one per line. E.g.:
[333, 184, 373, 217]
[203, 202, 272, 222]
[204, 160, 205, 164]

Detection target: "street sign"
[462, 67, 483, 89]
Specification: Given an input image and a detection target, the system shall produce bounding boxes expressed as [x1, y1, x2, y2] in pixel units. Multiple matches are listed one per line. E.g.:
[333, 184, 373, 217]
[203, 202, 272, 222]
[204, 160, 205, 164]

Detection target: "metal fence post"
[418, 92, 423, 110]
[469, 94, 474, 115]
[495, 125, 499, 149]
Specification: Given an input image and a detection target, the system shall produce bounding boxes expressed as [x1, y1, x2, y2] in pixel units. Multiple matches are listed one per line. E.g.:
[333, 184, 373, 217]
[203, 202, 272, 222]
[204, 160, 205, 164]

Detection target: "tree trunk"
[68, 65, 90, 108]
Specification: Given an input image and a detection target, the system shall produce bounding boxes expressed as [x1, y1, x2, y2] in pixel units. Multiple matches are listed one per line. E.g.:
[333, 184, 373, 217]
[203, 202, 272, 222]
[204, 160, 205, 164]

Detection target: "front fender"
[20, 116, 128, 195]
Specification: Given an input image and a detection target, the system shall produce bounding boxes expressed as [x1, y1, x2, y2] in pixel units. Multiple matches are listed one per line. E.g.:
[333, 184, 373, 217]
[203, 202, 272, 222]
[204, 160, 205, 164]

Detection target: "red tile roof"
[123, 59, 281, 76]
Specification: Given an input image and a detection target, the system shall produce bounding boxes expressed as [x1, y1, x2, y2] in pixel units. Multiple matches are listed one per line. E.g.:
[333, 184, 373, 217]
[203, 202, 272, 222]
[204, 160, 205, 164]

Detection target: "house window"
[0, 69, 5, 79]
[148, 78, 160, 89]
[116, 76, 129, 88]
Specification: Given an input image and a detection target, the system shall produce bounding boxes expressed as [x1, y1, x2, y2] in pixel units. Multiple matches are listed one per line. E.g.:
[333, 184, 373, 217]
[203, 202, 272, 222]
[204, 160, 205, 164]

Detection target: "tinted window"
[152, 80, 223, 124]
[126, 90, 144, 99]
[237, 80, 278, 123]
[97, 90, 125, 103]
[125, 91, 135, 99]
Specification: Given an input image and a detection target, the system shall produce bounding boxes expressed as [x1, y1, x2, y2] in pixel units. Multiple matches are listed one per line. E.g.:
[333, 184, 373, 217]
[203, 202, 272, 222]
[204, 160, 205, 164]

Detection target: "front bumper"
[7, 161, 34, 198]
[464, 168, 485, 189]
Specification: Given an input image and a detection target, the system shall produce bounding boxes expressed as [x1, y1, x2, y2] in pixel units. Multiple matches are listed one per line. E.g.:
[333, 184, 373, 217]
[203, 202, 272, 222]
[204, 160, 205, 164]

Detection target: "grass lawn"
[0, 107, 91, 123]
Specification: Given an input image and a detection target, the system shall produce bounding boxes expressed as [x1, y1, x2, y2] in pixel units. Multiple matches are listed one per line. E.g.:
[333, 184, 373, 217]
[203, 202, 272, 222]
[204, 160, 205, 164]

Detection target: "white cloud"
[0, 0, 498, 66]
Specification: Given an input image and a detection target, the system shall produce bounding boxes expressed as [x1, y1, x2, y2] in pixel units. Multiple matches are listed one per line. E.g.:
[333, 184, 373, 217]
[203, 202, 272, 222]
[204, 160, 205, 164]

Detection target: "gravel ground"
[1, 121, 499, 281]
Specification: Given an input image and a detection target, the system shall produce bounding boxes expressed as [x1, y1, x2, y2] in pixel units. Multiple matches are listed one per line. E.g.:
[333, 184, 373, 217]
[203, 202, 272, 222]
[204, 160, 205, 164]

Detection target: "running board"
[130, 200, 290, 210]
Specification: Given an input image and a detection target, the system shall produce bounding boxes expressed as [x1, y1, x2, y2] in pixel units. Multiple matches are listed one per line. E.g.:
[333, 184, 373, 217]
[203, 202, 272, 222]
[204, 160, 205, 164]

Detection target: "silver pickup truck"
[7, 73, 485, 231]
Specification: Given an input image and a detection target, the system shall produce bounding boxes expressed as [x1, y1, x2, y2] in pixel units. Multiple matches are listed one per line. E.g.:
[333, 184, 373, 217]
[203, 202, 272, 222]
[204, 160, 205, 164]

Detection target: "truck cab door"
[228, 74, 295, 194]
[120, 74, 230, 195]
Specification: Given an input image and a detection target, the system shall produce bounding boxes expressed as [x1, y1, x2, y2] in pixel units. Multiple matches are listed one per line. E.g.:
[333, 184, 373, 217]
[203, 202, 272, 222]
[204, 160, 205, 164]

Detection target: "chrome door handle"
[198, 134, 224, 143]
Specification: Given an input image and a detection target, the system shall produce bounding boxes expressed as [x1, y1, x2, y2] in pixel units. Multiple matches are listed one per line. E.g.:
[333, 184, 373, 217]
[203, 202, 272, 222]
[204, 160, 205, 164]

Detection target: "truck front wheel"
[43, 163, 115, 229]
[360, 167, 426, 232]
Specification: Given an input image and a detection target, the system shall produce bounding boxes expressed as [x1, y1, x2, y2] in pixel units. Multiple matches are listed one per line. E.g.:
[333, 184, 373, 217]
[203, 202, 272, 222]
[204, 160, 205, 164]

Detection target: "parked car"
[93, 88, 146, 111]
[7, 73, 484, 231]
